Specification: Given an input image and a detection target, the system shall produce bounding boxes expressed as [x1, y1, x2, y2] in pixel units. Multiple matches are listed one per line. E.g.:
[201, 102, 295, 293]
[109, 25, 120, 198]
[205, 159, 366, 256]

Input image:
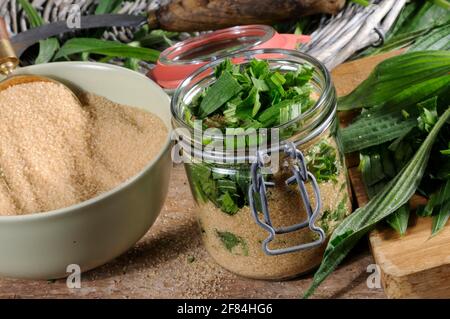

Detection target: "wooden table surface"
[0, 166, 385, 299]
[0, 52, 401, 299]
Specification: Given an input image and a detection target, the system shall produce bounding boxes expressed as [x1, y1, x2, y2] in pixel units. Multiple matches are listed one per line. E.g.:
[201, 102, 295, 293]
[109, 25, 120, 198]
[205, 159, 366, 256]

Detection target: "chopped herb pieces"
[216, 230, 248, 256]
[219, 192, 239, 215]
[305, 139, 339, 183]
[186, 58, 315, 130]
[187, 256, 196, 263]
[199, 71, 242, 118]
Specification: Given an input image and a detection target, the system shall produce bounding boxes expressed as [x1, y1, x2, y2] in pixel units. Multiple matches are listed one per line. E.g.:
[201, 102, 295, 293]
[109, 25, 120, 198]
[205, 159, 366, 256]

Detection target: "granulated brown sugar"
[193, 133, 352, 279]
[0, 82, 167, 216]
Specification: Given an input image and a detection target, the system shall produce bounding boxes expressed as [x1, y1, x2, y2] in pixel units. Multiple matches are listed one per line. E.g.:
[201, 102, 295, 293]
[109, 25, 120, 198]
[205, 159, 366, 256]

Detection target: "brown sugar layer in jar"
[0, 82, 167, 216]
[192, 132, 351, 280]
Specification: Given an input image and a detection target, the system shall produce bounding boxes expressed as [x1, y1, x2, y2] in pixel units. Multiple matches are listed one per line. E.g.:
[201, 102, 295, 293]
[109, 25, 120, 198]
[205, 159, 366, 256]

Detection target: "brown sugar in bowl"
[0, 62, 172, 279]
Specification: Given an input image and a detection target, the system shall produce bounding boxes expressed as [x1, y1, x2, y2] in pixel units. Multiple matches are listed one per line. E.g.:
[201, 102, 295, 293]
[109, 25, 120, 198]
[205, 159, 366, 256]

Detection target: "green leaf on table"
[341, 74, 450, 153]
[54, 38, 160, 62]
[304, 108, 450, 298]
[386, 205, 410, 236]
[397, 1, 449, 34]
[431, 200, 450, 236]
[417, 96, 438, 132]
[338, 51, 450, 111]
[359, 146, 397, 198]
[18, 0, 59, 63]
[342, 114, 417, 153]
[408, 23, 450, 52]
[379, 75, 450, 113]
[418, 179, 450, 217]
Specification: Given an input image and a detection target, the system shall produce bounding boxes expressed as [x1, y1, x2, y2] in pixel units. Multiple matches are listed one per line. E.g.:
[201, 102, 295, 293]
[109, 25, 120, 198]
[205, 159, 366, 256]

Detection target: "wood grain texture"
[331, 49, 404, 97]
[369, 217, 450, 299]
[0, 165, 384, 299]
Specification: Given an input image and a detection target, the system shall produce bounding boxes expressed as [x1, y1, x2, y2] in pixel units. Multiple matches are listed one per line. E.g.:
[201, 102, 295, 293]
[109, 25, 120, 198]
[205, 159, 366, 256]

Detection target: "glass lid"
[159, 25, 275, 65]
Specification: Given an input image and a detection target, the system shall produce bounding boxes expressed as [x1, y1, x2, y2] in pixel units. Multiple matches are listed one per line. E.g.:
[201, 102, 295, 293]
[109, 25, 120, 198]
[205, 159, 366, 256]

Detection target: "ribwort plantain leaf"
[338, 51, 450, 111]
[304, 107, 450, 298]
[54, 38, 160, 62]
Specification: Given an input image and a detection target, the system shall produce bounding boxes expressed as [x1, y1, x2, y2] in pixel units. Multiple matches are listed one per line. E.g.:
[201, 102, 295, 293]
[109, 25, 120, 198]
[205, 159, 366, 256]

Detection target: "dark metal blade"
[10, 14, 148, 56]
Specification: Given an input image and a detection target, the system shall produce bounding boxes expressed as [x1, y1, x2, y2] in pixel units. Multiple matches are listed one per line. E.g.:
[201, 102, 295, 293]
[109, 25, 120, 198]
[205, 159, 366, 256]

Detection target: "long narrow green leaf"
[358, 2, 450, 57]
[199, 71, 243, 118]
[386, 205, 410, 236]
[429, 0, 450, 10]
[341, 75, 450, 153]
[431, 201, 450, 236]
[380, 75, 450, 111]
[359, 151, 385, 187]
[389, 1, 423, 36]
[138, 29, 178, 48]
[91, 1, 125, 39]
[359, 29, 428, 55]
[54, 38, 160, 62]
[408, 23, 450, 52]
[359, 145, 399, 198]
[35, 38, 60, 64]
[418, 179, 450, 216]
[342, 116, 416, 153]
[18, 0, 44, 27]
[304, 107, 450, 298]
[18, 0, 59, 63]
[339, 51, 450, 111]
[398, 2, 450, 34]
[350, 0, 369, 6]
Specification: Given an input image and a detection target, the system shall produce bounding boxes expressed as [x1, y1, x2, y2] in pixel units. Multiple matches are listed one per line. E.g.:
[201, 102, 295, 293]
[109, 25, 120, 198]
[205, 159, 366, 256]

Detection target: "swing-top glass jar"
[171, 49, 351, 280]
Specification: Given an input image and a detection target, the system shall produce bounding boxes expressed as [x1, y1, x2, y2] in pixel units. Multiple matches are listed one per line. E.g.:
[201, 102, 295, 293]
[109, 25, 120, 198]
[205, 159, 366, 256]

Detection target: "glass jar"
[171, 49, 351, 280]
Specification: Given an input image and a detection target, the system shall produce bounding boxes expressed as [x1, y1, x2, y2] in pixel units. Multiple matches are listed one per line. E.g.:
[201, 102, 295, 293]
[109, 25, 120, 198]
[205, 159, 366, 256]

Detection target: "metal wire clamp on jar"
[172, 49, 352, 280]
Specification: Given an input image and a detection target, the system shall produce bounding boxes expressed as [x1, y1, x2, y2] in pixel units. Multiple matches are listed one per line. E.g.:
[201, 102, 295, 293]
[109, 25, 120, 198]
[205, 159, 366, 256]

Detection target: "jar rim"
[172, 48, 332, 129]
[171, 49, 336, 162]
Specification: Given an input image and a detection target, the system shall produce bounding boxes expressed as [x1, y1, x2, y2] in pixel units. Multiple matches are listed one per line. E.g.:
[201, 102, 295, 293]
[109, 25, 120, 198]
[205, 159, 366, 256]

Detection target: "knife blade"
[10, 14, 148, 56]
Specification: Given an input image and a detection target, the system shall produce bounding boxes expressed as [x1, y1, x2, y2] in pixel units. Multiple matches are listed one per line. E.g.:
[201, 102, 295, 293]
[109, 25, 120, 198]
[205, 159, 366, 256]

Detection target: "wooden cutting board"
[333, 51, 450, 299]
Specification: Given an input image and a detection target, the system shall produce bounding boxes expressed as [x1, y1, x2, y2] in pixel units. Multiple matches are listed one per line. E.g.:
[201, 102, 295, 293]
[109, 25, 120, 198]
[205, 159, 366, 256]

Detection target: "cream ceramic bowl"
[0, 62, 172, 279]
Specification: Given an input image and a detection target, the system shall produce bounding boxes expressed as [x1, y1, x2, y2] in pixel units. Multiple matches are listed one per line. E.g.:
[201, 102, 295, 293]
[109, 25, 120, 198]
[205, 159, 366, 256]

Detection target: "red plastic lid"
[148, 25, 310, 89]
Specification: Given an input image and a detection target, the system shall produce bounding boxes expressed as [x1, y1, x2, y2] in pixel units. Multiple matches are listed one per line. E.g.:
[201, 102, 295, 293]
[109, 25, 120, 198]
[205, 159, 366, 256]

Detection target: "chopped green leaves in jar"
[175, 54, 351, 280]
[185, 59, 315, 130]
